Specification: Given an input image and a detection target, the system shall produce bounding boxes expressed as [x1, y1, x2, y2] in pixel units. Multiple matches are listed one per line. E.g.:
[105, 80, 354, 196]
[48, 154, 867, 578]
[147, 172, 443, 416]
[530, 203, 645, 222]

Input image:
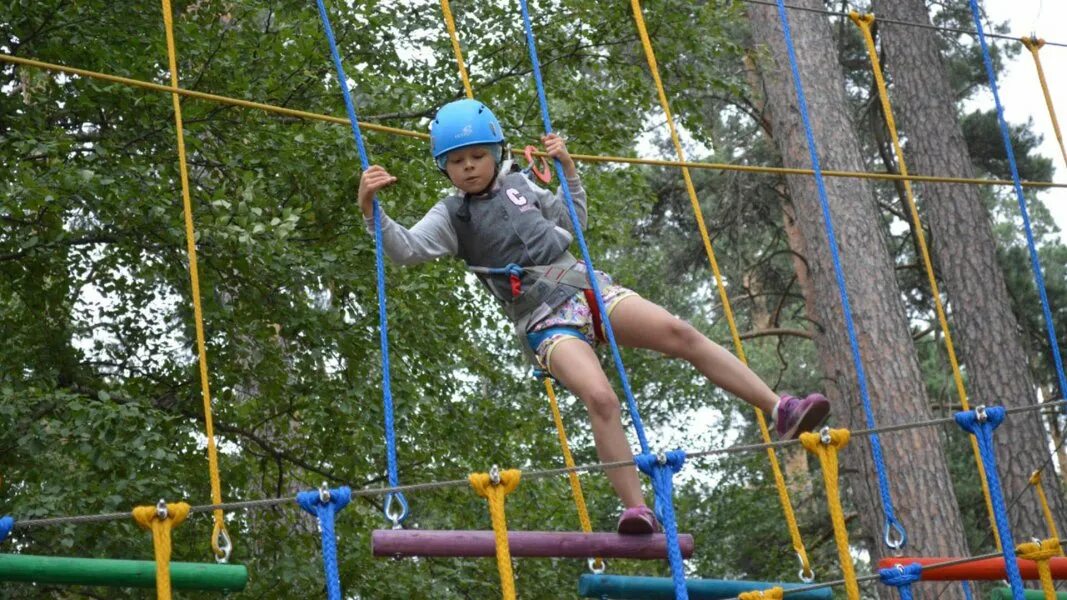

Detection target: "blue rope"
[298, 486, 353, 600]
[313, 0, 407, 524]
[635, 450, 688, 600]
[0, 516, 13, 543]
[878, 562, 922, 600]
[515, 0, 649, 455]
[962, 580, 974, 600]
[966, 0, 1067, 404]
[955, 407, 1023, 600]
[772, 0, 905, 549]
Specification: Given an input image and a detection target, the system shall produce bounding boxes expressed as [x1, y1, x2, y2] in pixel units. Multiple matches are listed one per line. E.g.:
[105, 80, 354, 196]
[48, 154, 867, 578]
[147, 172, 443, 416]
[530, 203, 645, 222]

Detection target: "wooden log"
[991, 588, 1067, 600]
[0, 554, 248, 591]
[372, 530, 695, 559]
[876, 557, 1067, 580]
[578, 574, 832, 599]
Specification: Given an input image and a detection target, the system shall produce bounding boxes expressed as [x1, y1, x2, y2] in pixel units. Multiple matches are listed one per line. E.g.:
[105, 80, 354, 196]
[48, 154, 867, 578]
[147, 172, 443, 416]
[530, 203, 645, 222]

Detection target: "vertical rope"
[635, 451, 689, 600]
[771, 0, 906, 549]
[1021, 37, 1067, 168]
[878, 562, 923, 600]
[849, 11, 1001, 550]
[1029, 471, 1063, 545]
[312, 0, 407, 524]
[955, 406, 1024, 600]
[439, 0, 474, 99]
[1017, 538, 1060, 600]
[630, 0, 812, 578]
[157, 0, 229, 560]
[0, 516, 13, 543]
[470, 470, 522, 600]
[297, 486, 353, 600]
[967, 0, 1067, 401]
[799, 430, 860, 600]
[132, 501, 191, 600]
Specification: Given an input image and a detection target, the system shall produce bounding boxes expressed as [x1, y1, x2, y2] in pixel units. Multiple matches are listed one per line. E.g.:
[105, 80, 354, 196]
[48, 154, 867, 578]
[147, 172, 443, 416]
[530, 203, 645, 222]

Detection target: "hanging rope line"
[132, 500, 191, 600]
[634, 451, 690, 599]
[1029, 471, 1063, 544]
[297, 485, 352, 600]
[0, 516, 13, 543]
[158, 0, 230, 562]
[4, 55, 1065, 189]
[470, 469, 522, 600]
[967, 0, 1067, 402]
[312, 0, 408, 526]
[954, 406, 1024, 600]
[849, 11, 1001, 549]
[799, 430, 859, 600]
[439, 0, 474, 99]
[10, 399, 1066, 531]
[771, 0, 906, 550]
[629, 0, 813, 580]
[1021, 37, 1067, 169]
[741, 0, 1067, 48]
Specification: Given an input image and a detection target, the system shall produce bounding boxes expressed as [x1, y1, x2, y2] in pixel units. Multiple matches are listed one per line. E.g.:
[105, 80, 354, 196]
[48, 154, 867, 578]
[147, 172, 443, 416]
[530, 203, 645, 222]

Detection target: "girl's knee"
[582, 387, 621, 423]
[665, 318, 704, 356]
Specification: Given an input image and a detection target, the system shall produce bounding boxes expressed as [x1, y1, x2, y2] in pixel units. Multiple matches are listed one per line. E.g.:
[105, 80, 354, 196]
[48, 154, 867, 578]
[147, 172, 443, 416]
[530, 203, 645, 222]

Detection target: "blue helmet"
[430, 99, 505, 169]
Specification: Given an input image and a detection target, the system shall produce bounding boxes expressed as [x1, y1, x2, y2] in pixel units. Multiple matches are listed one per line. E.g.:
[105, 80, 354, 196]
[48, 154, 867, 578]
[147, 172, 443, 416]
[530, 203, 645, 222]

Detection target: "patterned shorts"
[528, 273, 638, 371]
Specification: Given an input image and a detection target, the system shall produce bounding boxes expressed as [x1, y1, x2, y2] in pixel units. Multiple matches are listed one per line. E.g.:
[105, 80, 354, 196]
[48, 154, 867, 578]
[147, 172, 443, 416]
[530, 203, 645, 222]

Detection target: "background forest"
[1, 0, 1065, 598]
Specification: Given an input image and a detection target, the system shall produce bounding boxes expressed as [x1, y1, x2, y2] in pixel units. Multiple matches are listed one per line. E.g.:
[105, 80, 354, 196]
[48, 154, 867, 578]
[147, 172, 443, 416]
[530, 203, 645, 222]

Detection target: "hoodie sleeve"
[532, 172, 587, 233]
[363, 200, 458, 266]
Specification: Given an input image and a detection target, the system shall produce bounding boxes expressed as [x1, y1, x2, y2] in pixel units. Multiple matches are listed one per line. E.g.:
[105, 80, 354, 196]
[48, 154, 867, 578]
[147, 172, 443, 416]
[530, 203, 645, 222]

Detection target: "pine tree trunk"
[869, 0, 1067, 541]
[745, 3, 969, 595]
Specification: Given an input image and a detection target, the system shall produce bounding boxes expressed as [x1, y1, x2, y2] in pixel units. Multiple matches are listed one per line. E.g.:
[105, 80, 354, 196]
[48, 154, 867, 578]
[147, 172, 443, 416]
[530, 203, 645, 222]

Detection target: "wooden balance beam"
[991, 588, 1067, 600]
[0, 554, 248, 591]
[372, 530, 695, 559]
[876, 557, 1067, 580]
[578, 574, 832, 599]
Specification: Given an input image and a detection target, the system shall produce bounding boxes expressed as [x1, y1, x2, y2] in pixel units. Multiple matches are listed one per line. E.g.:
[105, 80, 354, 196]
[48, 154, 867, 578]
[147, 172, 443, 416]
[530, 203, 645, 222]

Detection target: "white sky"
[982, 0, 1067, 240]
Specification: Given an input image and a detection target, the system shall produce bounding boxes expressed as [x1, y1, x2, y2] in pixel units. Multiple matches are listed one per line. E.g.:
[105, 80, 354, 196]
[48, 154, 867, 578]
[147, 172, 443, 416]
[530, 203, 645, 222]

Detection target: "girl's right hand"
[359, 165, 397, 217]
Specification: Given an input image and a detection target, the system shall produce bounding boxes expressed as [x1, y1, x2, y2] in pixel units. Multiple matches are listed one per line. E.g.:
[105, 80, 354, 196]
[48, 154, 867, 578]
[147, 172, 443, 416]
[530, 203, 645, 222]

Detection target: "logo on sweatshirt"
[506, 188, 536, 212]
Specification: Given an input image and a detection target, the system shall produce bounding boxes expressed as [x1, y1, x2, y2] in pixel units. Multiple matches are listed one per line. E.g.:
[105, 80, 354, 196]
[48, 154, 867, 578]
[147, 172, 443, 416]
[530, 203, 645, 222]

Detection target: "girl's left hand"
[542, 133, 577, 177]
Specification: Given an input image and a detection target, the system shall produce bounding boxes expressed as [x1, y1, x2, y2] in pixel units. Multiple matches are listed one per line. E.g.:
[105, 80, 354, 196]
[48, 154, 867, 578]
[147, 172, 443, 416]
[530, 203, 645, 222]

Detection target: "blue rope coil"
[771, 0, 905, 550]
[878, 562, 922, 600]
[955, 407, 1023, 600]
[515, 0, 650, 455]
[966, 0, 1067, 405]
[636, 450, 689, 600]
[313, 0, 406, 524]
[298, 486, 353, 600]
[0, 516, 13, 543]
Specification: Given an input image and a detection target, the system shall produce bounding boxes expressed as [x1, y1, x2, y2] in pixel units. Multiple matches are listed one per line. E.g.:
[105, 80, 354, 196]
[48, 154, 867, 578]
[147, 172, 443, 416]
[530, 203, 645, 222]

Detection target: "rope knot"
[634, 449, 686, 476]
[132, 501, 190, 530]
[879, 562, 923, 587]
[799, 427, 850, 453]
[955, 405, 1005, 434]
[297, 485, 352, 515]
[847, 11, 875, 28]
[0, 515, 13, 543]
[470, 469, 521, 498]
[1017, 537, 1060, 562]
[739, 587, 784, 600]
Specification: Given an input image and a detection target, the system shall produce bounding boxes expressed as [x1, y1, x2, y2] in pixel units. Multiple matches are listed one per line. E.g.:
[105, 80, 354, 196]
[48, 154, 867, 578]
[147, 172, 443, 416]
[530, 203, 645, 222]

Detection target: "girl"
[359, 99, 829, 534]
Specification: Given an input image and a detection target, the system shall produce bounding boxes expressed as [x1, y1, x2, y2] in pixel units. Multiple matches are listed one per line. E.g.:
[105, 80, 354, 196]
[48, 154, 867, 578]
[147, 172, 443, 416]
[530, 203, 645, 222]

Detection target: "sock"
[771, 399, 780, 423]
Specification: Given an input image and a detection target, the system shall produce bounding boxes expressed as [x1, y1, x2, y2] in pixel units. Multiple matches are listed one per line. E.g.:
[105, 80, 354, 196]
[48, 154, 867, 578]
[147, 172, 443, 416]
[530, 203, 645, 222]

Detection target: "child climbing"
[358, 98, 830, 534]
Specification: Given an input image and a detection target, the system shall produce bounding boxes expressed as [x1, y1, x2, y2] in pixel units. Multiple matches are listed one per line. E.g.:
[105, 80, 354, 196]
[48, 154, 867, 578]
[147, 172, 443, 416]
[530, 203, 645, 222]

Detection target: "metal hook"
[797, 552, 815, 583]
[588, 557, 606, 574]
[384, 493, 407, 530]
[819, 426, 832, 445]
[155, 499, 168, 520]
[214, 528, 232, 564]
[490, 464, 501, 485]
[656, 452, 667, 465]
[318, 482, 331, 504]
[975, 405, 988, 423]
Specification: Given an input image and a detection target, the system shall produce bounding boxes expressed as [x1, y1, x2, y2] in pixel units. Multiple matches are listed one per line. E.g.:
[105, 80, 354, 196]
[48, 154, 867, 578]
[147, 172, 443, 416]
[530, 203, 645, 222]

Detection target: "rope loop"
[297, 485, 353, 600]
[470, 469, 521, 600]
[800, 429, 860, 600]
[132, 500, 191, 600]
[1017, 538, 1060, 600]
[635, 450, 689, 599]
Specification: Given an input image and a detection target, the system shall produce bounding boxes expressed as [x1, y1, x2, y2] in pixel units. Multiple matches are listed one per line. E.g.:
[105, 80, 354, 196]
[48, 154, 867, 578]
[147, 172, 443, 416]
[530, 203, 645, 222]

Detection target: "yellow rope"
[800, 429, 859, 600]
[629, 0, 812, 579]
[132, 501, 191, 600]
[850, 11, 1001, 551]
[439, 0, 474, 99]
[739, 588, 784, 600]
[1017, 537, 1061, 600]
[159, 0, 229, 560]
[470, 469, 522, 600]
[1029, 470, 1063, 546]
[1021, 37, 1067, 168]
[3, 53, 1065, 189]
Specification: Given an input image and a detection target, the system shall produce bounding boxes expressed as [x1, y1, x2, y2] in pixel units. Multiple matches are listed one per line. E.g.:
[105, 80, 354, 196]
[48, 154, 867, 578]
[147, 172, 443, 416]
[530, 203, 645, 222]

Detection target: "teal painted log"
[0, 554, 247, 591]
[579, 574, 832, 600]
[991, 588, 1067, 600]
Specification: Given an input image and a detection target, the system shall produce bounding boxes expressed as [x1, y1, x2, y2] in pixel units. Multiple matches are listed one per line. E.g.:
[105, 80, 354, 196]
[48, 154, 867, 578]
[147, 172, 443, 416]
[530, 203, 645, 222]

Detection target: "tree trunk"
[745, 3, 969, 596]
[870, 0, 1067, 541]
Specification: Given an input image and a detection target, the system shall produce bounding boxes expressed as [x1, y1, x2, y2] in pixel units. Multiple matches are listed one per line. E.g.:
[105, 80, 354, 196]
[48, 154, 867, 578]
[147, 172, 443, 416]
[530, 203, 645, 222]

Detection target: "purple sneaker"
[617, 505, 660, 535]
[775, 393, 831, 440]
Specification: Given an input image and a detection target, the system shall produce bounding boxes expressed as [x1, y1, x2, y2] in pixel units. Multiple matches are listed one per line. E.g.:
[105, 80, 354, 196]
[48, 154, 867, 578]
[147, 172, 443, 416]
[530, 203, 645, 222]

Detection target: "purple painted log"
[371, 530, 695, 559]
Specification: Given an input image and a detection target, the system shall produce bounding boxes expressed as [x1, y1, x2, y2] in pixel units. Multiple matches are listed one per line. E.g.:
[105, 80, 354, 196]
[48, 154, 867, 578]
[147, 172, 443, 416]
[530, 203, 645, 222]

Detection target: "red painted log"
[372, 530, 695, 559]
[876, 557, 1067, 580]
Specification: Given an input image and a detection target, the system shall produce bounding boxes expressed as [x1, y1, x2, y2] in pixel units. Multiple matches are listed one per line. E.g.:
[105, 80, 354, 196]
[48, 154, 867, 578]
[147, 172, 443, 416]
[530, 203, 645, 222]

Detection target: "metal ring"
[797, 552, 815, 583]
[490, 465, 501, 485]
[588, 557, 606, 574]
[155, 499, 168, 520]
[975, 405, 988, 423]
[318, 481, 331, 504]
[819, 426, 832, 445]
[656, 452, 667, 465]
[384, 493, 408, 529]
[884, 520, 907, 551]
[213, 528, 232, 564]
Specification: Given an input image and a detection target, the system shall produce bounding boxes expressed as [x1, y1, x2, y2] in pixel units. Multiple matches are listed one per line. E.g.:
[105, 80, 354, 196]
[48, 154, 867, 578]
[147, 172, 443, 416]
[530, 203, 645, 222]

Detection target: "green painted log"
[0, 554, 247, 591]
[991, 588, 1067, 600]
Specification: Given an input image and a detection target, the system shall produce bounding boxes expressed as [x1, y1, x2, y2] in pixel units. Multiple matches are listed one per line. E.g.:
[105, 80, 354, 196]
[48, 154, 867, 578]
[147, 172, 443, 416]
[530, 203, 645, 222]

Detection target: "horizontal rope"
[12, 399, 1065, 531]
[742, 0, 1067, 49]
[2, 53, 1065, 190]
